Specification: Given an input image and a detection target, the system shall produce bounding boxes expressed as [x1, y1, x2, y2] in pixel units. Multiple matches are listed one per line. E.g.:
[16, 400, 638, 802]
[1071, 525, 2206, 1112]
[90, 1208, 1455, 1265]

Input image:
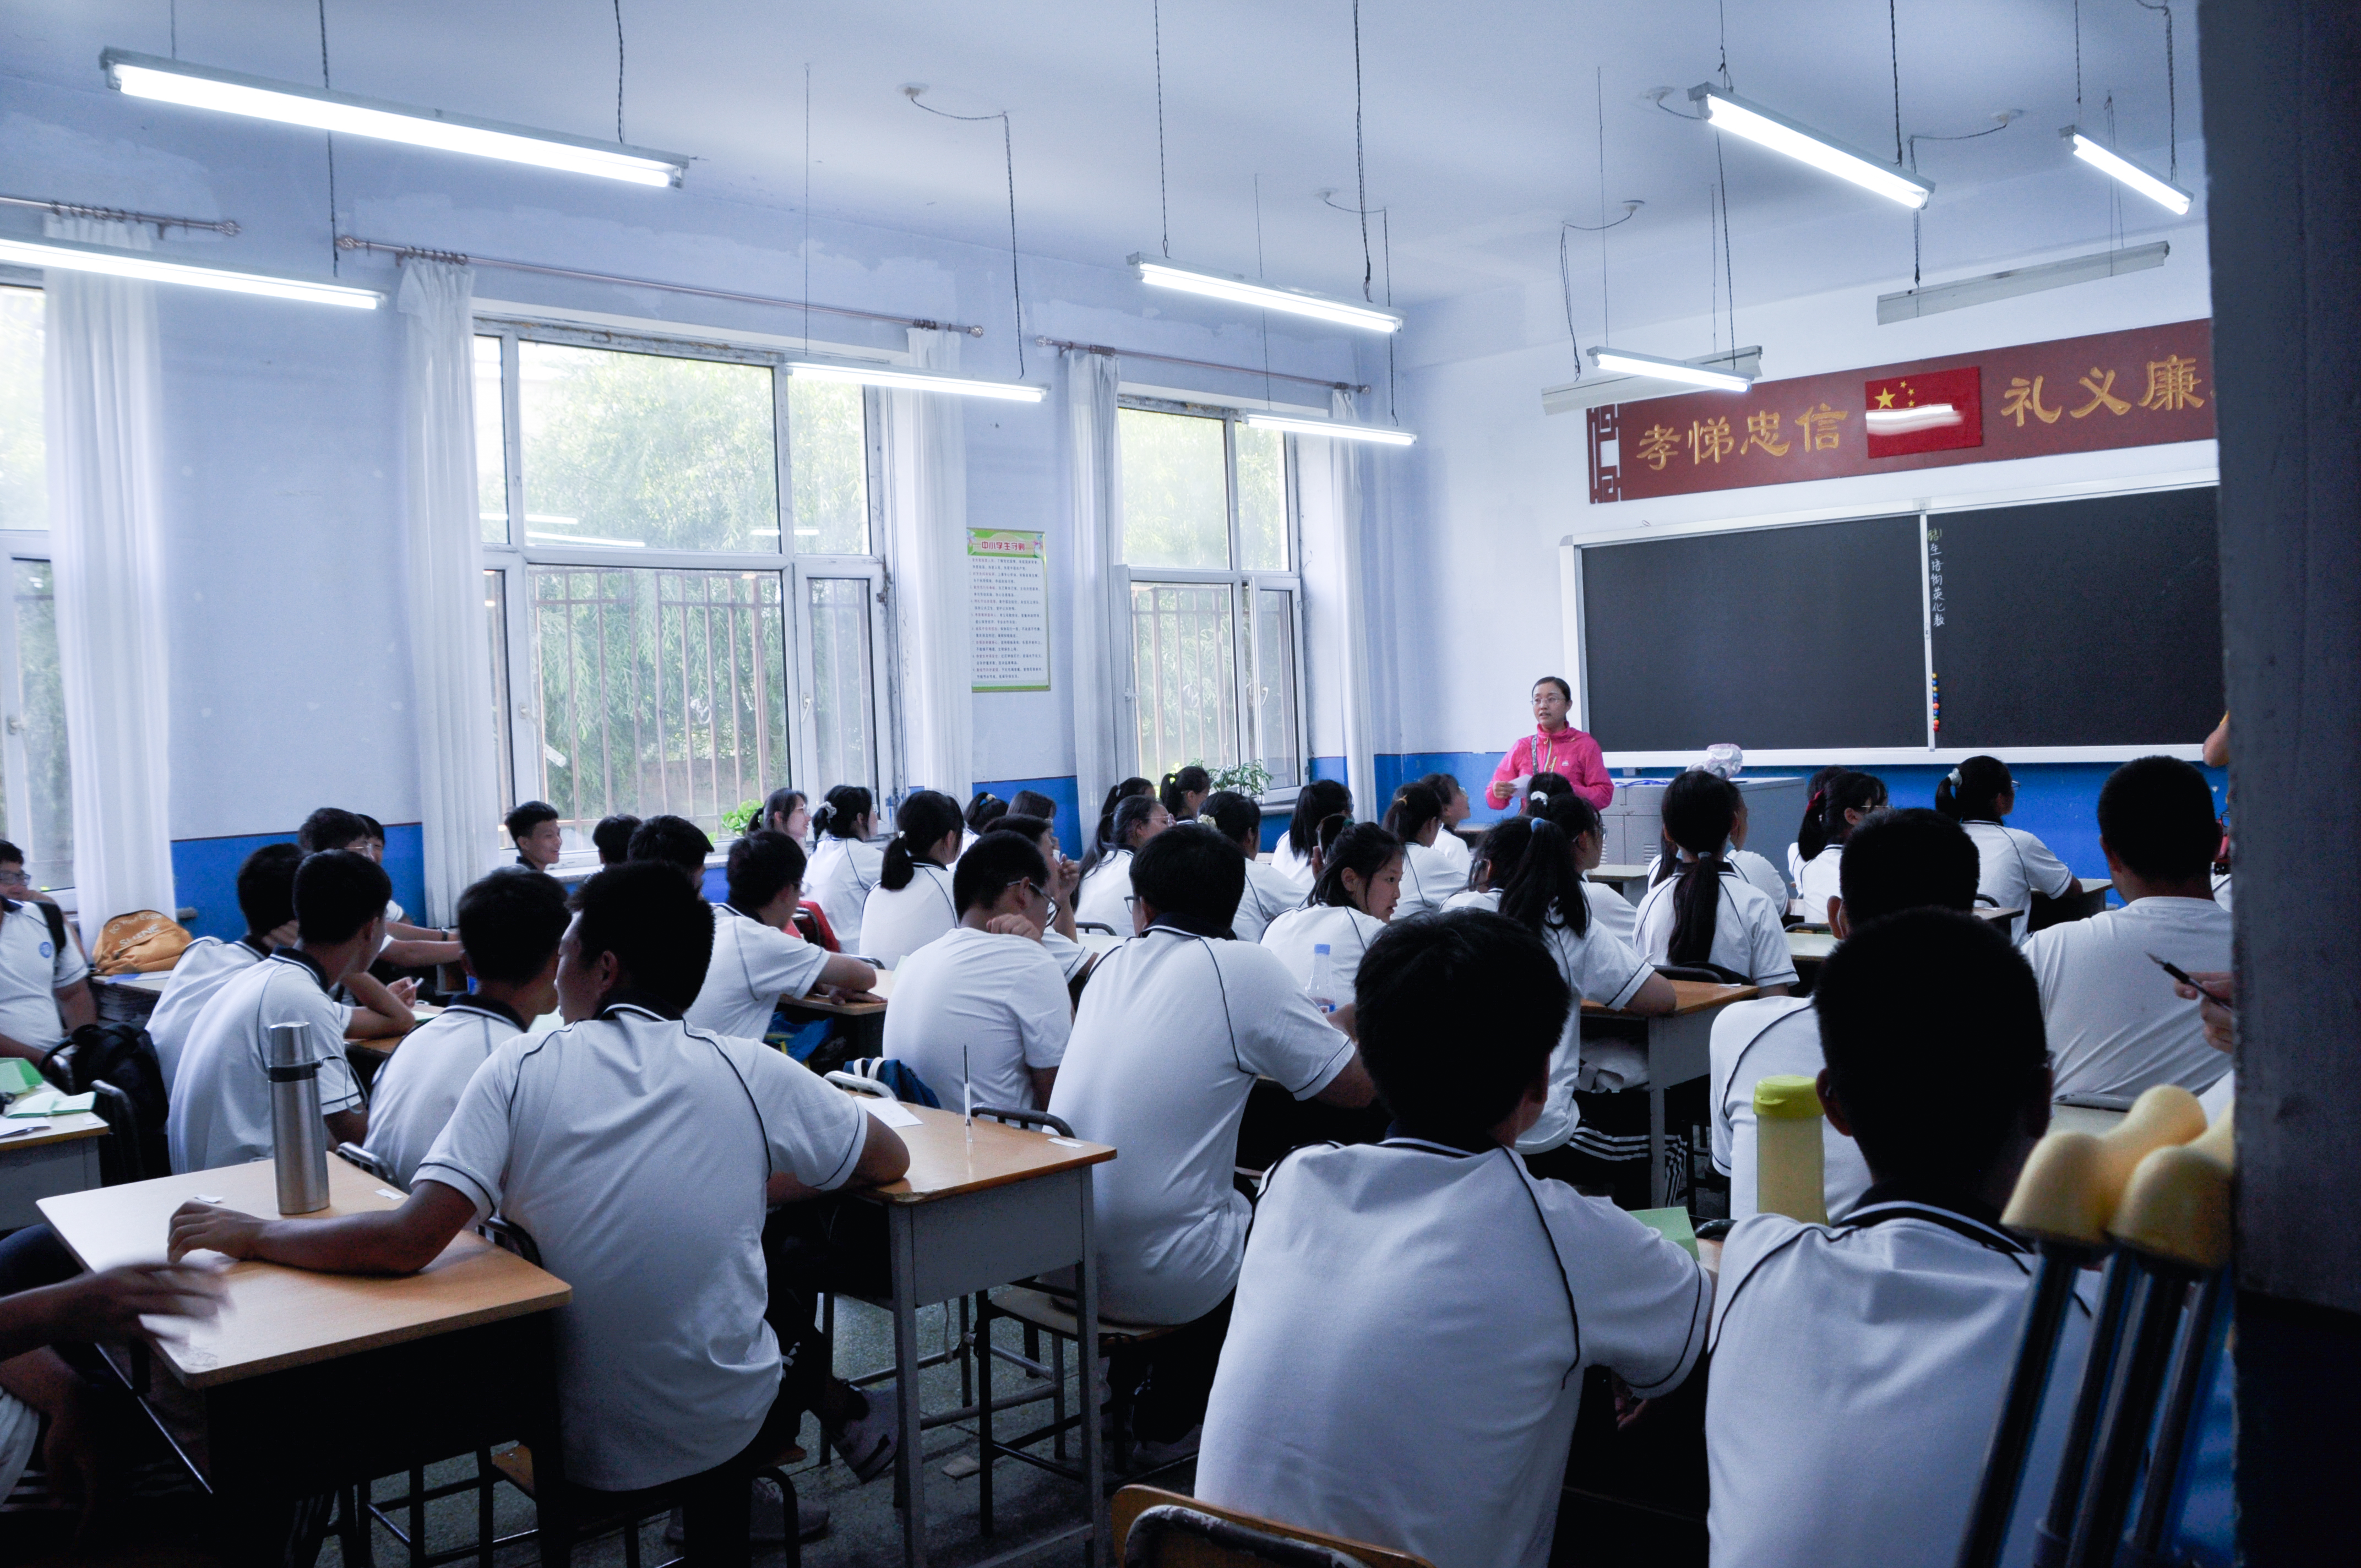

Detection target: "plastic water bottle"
[1308, 943, 1337, 1015]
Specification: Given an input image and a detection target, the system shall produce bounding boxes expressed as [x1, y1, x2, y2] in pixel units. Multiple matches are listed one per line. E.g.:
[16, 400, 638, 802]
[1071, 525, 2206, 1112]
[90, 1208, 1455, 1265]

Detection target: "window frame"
[0, 272, 75, 897]
[1116, 396, 1311, 797]
[474, 315, 898, 858]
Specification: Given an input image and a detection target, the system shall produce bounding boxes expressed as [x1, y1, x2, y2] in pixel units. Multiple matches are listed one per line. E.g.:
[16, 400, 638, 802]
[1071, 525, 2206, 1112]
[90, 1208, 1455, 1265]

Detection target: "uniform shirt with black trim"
[1705, 1192, 2095, 1568]
[1047, 928, 1355, 1325]
[360, 997, 525, 1187]
[1515, 916, 1653, 1155]
[0, 898, 86, 1059]
[1071, 849, 1135, 931]
[884, 926, 1071, 1112]
[1227, 858, 1302, 946]
[859, 862, 959, 968]
[1259, 903, 1386, 1010]
[2024, 896, 2233, 1099]
[413, 1000, 869, 1492]
[1633, 866, 1798, 987]
[1709, 995, 1872, 1222]
[684, 904, 830, 1041]
[1198, 1138, 1709, 1568]
[1392, 839, 1465, 920]
[1961, 821, 2076, 944]
[166, 949, 362, 1174]
[151, 937, 312, 1092]
[1645, 847, 1790, 910]
[1795, 845, 1843, 922]
[804, 836, 884, 951]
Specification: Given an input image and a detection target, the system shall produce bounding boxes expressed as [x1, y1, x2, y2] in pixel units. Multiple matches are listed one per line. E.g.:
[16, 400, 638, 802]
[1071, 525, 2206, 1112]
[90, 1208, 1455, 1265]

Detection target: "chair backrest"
[476, 1215, 544, 1267]
[1113, 1487, 1434, 1568]
[975, 1106, 1075, 1138]
[826, 1070, 896, 1101]
[333, 1141, 394, 1182]
[1652, 962, 1751, 987]
[796, 900, 842, 952]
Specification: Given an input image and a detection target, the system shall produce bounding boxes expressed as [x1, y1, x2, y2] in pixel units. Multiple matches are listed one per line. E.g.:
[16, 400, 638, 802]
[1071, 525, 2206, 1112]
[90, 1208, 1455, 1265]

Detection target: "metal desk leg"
[1075, 1175, 1105, 1566]
[1647, 1076, 1669, 1208]
[889, 1204, 928, 1568]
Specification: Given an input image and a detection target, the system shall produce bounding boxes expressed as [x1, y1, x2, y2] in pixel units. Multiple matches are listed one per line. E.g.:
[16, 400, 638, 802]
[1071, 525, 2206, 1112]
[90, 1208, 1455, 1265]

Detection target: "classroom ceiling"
[6, 1, 2205, 333]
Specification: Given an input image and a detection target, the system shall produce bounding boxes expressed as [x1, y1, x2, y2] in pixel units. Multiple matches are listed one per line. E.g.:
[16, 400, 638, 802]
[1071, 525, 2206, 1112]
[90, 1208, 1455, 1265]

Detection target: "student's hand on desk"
[389, 978, 420, 1008]
[984, 913, 1043, 941]
[166, 1201, 269, 1265]
[56, 1257, 227, 1338]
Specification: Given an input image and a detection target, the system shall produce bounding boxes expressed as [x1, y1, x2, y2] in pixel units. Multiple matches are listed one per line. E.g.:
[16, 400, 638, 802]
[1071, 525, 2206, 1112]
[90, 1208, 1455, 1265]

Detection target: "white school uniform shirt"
[362, 997, 524, 1187]
[1794, 845, 1843, 921]
[1516, 913, 1655, 1154]
[884, 926, 1071, 1112]
[166, 950, 363, 1174]
[858, 861, 959, 968]
[152, 935, 329, 1091]
[1706, 1198, 2096, 1568]
[1228, 857, 1301, 946]
[2199, 1067, 2235, 1123]
[1038, 927, 1093, 981]
[1198, 1140, 1710, 1568]
[1787, 840, 1807, 896]
[0, 899, 85, 1057]
[1047, 928, 1356, 1325]
[2023, 896, 2233, 1099]
[804, 836, 884, 952]
[1430, 828, 1472, 880]
[1709, 996, 1872, 1222]
[1392, 839, 1464, 919]
[684, 904, 830, 1041]
[1584, 877, 1639, 946]
[1645, 847, 1789, 909]
[1440, 887, 1499, 914]
[1270, 834, 1314, 889]
[1962, 820, 2076, 943]
[1071, 850, 1134, 931]
[1631, 868, 1798, 988]
[415, 999, 869, 1492]
[1259, 903, 1387, 1010]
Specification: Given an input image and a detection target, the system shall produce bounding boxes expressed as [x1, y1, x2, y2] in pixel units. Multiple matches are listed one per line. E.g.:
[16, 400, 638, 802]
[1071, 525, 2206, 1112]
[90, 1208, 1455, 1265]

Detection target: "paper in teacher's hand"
[862, 1099, 922, 1128]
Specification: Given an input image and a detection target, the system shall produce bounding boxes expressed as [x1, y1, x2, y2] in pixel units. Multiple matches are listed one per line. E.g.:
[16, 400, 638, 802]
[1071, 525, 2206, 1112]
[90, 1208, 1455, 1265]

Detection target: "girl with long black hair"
[1631, 772, 1796, 990]
[1273, 778, 1351, 888]
[1260, 821, 1402, 1017]
[1934, 755, 2075, 942]
[1794, 771, 1889, 924]
[804, 785, 883, 950]
[858, 790, 966, 966]
[1074, 792, 1172, 929]
[1383, 782, 1460, 919]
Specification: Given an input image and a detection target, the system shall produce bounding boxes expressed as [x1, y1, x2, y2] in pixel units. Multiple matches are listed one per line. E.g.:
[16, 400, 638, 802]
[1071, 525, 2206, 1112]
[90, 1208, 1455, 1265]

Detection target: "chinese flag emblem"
[1864, 366, 1984, 457]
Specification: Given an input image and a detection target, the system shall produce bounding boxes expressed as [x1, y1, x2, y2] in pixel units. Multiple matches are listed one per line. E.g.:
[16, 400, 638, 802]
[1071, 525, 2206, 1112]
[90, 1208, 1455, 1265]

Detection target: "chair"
[1651, 962, 1751, 988]
[486, 1434, 806, 1568]
[1113, 1485, 1436, 1568]
[333, 1142, 394, 1182]
[795, 901, 842, 952]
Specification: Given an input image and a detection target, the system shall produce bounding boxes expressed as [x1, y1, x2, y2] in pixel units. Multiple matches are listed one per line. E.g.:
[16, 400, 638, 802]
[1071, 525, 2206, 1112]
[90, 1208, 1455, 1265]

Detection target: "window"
[476, 323, 890, 854]
[1118, 404, 1307, 790]
[0, 286, 73, 892]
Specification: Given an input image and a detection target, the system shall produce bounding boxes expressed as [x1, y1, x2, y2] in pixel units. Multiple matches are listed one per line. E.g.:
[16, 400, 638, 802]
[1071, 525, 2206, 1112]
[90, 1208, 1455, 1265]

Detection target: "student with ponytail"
[1533, 789, 1642, 946]
[1383, 782, 1460, 919]
[1631, 771, 1795, 990]
[1443, 817, 1533, 913]
[1416, 771, 1475, 879]
[1204, 791, 1297, 945]
[805, 785, 884, 951]
[1092, 777, 1154, 857]
[1787, 764, 1845, 894]
[959, 792, 1009, 859]
[1273, 779, 1351, 888]
[1934, 754, 2075, 943]
[1159, 766, 1213, 823]
[1793, 770, 1889, 924]
[858, 791, 966, 967]
[1074, 792, 1172, 929]
[1261, 822, 1402, 1017]
[1644, 777, 1790, 910]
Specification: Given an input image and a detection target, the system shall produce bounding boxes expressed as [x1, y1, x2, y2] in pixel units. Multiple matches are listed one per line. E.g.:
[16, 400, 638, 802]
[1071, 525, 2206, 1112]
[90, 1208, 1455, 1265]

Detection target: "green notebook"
[0, 1058, 46, 1096]
[1630, 1206, 1700, 1259]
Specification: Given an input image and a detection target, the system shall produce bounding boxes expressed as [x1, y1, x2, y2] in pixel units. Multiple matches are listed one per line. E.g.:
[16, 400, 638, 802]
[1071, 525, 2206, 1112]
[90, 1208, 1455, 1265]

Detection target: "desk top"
[790, 967, 895, 1019]
[0, 1111, 110, 1151]
[1787, 930, 1839, 963]
[40, 1156, 570, 1390]
[1583, 978, 1757, 1017]
[1591, 863, 1651, 883]
[866, 1102, 1114, 1207]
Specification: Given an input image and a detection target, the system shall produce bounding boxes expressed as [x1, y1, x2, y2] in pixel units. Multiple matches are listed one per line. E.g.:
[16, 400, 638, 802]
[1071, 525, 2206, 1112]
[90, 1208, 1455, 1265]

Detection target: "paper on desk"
[1630, 1207, 1699, 1259]
[862, 1099, 922, 1128]
[6, 1087, 95, 1118]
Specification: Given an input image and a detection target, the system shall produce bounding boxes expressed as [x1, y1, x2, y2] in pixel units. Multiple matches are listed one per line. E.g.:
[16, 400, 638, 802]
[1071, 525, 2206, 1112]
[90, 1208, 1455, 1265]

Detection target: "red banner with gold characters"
[1586, 318, 2213, 503]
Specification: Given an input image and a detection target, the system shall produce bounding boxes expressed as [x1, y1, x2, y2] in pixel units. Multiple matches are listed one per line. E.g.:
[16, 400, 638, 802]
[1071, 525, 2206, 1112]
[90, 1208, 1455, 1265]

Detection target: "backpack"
[41, 1021, 171, 1184]
[94, 909, 193, 975]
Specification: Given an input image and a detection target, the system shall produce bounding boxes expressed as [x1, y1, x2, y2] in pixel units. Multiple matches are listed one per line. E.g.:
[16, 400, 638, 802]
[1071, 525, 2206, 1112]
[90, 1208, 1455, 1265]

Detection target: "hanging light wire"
[317, 0, 338, 273]
[909, 91, 1027, 377]
[1152, 0, 1170, 257]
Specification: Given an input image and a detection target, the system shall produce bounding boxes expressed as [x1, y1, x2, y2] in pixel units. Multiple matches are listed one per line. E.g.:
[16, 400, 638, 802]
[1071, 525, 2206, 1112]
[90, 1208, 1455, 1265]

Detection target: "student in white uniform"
[958, 791, 1008, 859]
[301, 806, 465, 977]
[884, 832, 1070, 1112]
[1707, 908, 2087, 1568]
[1639, 801, 1791, 908]
[1204, 791, 1296, 945]
[1935, 755, 2079, 943]
[628, 814, 715, 887]
[1086, 777, 1154, 867]
[1260, 822, 1401, 1019]
[1415, 771, 1475, 881]
[1158, 765, 1212, 824]
[761, 788, 810, 846]
[804, 786, 884, 952]
[2023, 756, 2233, 1099]
[988, 814, 1090, 979]
[1785, 764, 1846, 893]
[1271, 778, 1351, 889]
[1632, 773, 1797, 991]
[1791, 770, 1888, 923]
[503, 799, 564, 875]
[858, 791, 965, 967]
[150, 845, 310, 1088]
[1198, 910, 1711, 1568]
[591, 814, 641, 868]
[1711, 809, 1979, 1223]
[167, 862, 914, 1562]
[1531, 792, 1642, 945]
[1048, 828, 1375, 1460]
[1073, 793, 1171, 931]
[167, 851, 391, 1174]
[686, 831, 875, 1042]
[1384, 781, 1464, 919]
[364, 868, 569, 1186]
[1441, 816, 1530, 915]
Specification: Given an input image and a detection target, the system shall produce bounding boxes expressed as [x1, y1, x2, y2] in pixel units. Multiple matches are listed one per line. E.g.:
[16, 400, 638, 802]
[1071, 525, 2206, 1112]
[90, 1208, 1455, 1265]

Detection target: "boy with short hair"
[0, 839, 93, 1067]
[1048, 828, 1376, 1456]
[363, 868, 571, 1185]
[593, 814, 642, 867]
[1197, 908, 1710, 1568]
[1706, 908, 2086, 1568]
[2023, 755, 2232, 1098]
[303, 808, 462, 970]
[1709, 807, 1980, 1221]
[506, 801, 563, 873]
[884, 832, 1070, 1110]
[630, 814, 715, 885]
[167, 850, 394, 1173]
[168, 862, 911, 1564]
[149, 843, 306, 1088]
[1200, 790, 1296, 945]
[686, 831, 875, 1042]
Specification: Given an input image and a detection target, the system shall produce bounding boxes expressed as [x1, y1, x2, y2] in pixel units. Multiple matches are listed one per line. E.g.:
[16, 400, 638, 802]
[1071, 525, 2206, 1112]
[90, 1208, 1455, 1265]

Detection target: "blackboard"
[1580, 514, 1928, 752]
[1928, 488, 2221, 748]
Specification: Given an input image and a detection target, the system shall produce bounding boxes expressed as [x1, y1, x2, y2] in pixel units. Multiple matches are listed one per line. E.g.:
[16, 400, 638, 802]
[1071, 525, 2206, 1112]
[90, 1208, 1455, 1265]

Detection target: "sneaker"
[661, 1483, 829, 1546]
[829, 1392, 900, 1484]
[1127, 1423, 1201, 1472]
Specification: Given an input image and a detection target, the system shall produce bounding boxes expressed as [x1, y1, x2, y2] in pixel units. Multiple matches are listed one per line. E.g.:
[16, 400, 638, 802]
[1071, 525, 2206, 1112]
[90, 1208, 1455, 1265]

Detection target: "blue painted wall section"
[171, 822, 430, 941]
[972, 775, 1085, 859]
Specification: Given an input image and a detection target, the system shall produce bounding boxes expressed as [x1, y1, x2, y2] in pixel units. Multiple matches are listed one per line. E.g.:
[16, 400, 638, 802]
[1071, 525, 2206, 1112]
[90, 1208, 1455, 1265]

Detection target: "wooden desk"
[1582, 979, 1759, 1206]
[1590, 863, 1652, 906]
[41, 1156, 572, 1566]
[781, 968, 894, 1064]
[94, 969, 170, 1027]
[1787, 930, 1838, 967]
[854, 1102, 1117, 1568]
[0, 1112, 108, 1227]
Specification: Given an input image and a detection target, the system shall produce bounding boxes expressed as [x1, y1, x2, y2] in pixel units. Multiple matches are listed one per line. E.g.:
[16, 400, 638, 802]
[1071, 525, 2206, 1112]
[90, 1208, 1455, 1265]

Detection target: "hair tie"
[1945, 767, 1962, 788]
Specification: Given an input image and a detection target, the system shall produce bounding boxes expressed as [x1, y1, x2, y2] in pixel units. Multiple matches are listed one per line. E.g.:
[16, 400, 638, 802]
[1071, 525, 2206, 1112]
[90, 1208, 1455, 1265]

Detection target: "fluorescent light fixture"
[1690, 84, 1934, 209]
[1542, 347, 1762, 415]
[2061, 127, 2193, 215]
[1241, 412, 1416, 447]
[786, 361, 1045, 402]
[1876, 241, 2168, 323]
[1586, 345, 1752, 393]
[1131, 256, 1403, 334]
[1864, 403, 1962, 435]
[102, 48, 689, 188]
[0, 232, 380, 308]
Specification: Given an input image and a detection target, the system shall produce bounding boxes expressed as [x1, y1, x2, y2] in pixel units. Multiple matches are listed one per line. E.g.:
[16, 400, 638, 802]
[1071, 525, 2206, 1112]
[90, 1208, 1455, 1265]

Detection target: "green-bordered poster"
[969, 527, 1050, 692]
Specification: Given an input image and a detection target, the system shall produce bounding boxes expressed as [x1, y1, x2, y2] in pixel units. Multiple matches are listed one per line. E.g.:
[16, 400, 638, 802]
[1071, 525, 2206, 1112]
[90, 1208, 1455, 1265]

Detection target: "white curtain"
[884, 329, 973, 804]
[43, 216, 176, 944]
[1062, 349, 1126, 821]
[396, 260, 500, 924]
[1328, 390, 1380, 819]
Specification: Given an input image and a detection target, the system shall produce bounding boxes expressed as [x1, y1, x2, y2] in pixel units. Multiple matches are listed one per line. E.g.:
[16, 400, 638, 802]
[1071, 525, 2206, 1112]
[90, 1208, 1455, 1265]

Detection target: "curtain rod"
[1036, 335, 1368, 394]
[0, 193, 240, 236]
[335, 236, 985, 336]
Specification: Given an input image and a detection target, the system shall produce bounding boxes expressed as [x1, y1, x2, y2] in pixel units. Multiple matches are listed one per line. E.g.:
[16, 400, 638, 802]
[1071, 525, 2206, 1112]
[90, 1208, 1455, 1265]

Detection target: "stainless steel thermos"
[266, 1021, 331, 1215]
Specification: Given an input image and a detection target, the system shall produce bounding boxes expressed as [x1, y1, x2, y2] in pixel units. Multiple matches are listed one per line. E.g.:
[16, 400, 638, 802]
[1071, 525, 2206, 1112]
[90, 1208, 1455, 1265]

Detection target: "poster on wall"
[969, 527, 1051, 692]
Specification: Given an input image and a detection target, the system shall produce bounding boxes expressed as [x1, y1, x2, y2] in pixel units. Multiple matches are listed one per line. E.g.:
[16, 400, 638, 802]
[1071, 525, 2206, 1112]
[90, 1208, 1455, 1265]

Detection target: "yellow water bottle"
[1754, 1074, 1827, 1224]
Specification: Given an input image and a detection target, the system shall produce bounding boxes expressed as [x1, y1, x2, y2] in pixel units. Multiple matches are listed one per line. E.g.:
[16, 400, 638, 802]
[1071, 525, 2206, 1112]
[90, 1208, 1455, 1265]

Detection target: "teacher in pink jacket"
[1486, 676, 1615, 809]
